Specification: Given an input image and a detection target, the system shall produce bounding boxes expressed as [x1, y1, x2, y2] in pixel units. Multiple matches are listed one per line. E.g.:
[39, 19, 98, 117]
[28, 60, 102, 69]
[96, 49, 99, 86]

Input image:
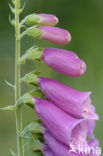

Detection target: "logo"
[68, 143, 101, 155]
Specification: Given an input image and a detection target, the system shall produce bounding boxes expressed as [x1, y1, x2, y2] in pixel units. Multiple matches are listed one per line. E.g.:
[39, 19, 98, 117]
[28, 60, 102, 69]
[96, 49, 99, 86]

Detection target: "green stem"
[15, 0, 24, 156]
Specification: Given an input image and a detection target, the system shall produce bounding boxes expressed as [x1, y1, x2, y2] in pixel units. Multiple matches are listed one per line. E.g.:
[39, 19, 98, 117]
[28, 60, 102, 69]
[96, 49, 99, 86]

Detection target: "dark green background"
[0, 0, 103, 155]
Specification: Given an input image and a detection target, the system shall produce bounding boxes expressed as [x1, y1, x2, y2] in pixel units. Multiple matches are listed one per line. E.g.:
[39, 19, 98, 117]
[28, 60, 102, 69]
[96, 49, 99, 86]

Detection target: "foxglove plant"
[2, 0, 100, 156]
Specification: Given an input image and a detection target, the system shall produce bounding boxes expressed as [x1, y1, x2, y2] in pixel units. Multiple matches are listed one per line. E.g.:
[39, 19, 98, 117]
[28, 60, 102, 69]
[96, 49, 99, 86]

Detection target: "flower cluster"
[25, 14, 100, 155]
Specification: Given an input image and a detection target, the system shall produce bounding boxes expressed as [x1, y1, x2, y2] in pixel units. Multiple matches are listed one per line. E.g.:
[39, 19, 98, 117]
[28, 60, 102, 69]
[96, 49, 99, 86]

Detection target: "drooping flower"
[41, 48, 86, 77]
[44, 129, 100, 156]
[25, 13, 58, 26]
[33, 98, 88, 149]
[37, 77, 99, 120]
[38, 26, 71, 45]
[44, 129, 89, 156]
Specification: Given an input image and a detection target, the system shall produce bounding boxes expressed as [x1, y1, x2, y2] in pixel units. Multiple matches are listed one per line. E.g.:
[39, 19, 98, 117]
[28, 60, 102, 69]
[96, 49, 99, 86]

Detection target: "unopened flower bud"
[37, 14, 58, 26]
[42, 48, 86, 77]
[25, 14, 58, 26]
[38, 26, 71, 45]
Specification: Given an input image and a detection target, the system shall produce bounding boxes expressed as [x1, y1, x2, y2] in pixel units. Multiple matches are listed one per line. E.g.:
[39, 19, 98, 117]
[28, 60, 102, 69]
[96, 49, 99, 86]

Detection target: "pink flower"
[37, 14, 58, 26]
[42, 48, 86, 77]
[38, 26, 71, 44]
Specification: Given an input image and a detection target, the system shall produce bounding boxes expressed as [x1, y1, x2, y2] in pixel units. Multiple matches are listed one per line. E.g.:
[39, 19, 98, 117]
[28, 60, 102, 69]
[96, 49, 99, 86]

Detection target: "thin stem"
[15, 0, 24, 156]
[20, 30, 27, 39]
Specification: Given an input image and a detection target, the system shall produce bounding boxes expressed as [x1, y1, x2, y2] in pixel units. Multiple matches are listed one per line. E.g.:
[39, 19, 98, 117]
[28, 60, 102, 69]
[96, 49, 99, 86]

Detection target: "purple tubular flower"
[33, 98, 88, 149]
[37, 14, 58, 26]
[44, 129, 89, 156]
[44, 130, 100, 156]
[38, 27, 71, 45]
[41, 48, 86, 77]
[38, 77, 99, 120]
[42, 145, 55, 156]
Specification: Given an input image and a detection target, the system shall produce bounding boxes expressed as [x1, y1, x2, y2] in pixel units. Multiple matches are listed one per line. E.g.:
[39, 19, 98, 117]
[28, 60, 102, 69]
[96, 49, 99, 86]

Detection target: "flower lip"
[54, 16, 59, 23]
[43, 120, 89, 154]
[80, 61, 86, 75]
[70, 120, 89, 151]
[66, 32, 72, 43]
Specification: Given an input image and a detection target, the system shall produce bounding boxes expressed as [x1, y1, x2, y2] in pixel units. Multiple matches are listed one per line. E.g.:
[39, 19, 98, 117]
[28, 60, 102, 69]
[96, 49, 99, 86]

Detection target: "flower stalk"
[15, 0, 24, 155]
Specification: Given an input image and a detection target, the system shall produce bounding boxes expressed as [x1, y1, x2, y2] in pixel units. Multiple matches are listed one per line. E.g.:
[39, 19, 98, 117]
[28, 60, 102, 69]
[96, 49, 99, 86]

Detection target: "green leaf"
[10, 149, 17, 156]
[4, 80, 15, 89]
[18, 2, 25, 14]
[9, 4, 15, 14]
[9, 15, 15, 26]
[11, 0, 16, 6]
[0, 105, 16, 111]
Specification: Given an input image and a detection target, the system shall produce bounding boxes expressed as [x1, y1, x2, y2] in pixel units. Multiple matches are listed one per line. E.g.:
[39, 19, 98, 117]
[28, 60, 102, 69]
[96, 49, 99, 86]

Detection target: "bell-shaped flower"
[44, 130, 100, 156]
[44, 129, 89, 156]
[41, 48, 86, 77]
[33, 98, 88, 149]
[37, 77, 99, 120]
[38, 26, 71, 45]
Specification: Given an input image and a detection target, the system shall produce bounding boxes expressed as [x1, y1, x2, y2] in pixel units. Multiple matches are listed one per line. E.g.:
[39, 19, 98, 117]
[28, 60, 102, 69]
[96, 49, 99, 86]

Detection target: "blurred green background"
[0, 0, 103, 155]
